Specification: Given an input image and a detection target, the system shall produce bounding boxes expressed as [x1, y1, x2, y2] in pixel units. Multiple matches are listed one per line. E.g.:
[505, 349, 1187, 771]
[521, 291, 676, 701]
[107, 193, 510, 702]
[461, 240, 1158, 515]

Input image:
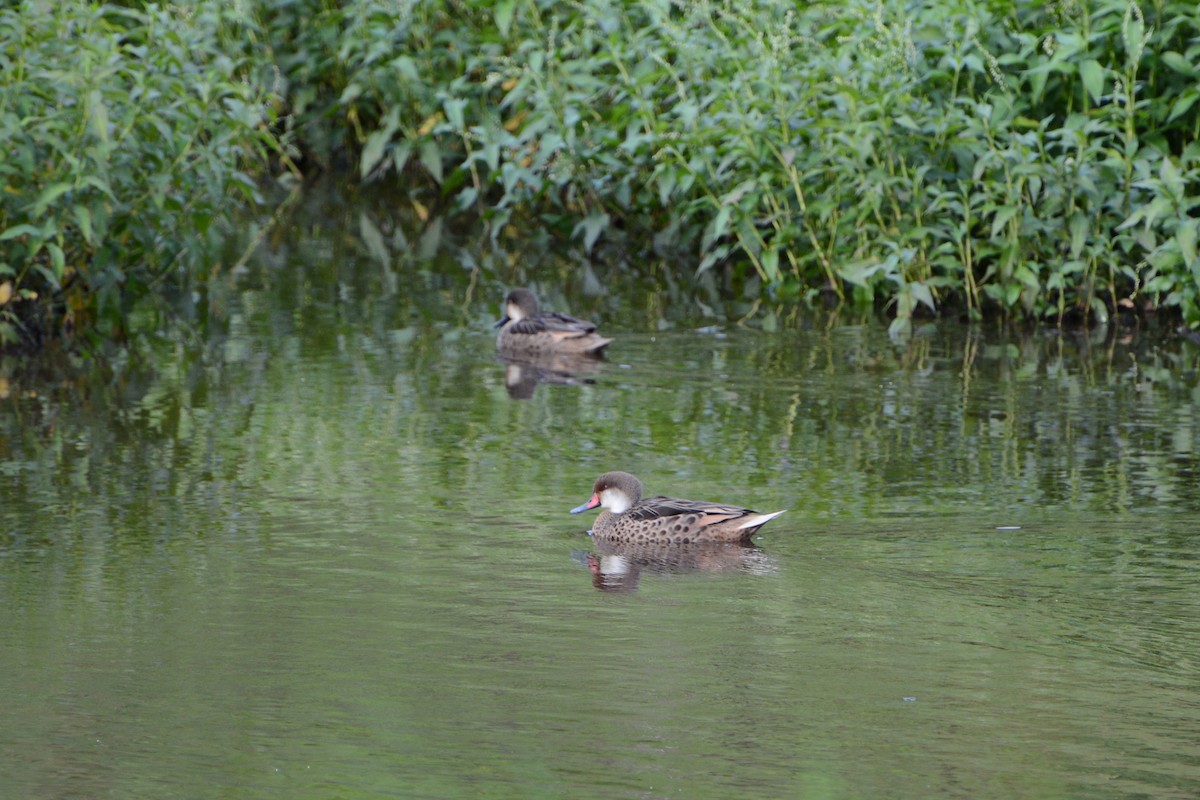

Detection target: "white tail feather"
[737, 509, 787, 530]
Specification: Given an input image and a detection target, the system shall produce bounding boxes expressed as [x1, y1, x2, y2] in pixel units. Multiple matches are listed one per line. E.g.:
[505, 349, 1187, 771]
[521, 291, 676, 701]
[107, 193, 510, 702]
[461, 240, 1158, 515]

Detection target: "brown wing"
[510, 311, 597, 338]
[629, 496, 755, 526]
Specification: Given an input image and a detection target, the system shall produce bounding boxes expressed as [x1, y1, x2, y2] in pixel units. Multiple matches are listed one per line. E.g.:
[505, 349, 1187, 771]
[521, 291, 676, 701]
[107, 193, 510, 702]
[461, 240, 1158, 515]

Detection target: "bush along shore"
[0, 2, 291, 349]
[2, 0, 1198, 348]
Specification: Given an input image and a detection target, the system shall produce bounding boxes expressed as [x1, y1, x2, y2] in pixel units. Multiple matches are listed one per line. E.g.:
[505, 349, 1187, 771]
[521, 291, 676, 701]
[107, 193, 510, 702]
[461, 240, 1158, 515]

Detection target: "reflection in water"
[498, 352, 603, 400]
[576, 540, 775, 593]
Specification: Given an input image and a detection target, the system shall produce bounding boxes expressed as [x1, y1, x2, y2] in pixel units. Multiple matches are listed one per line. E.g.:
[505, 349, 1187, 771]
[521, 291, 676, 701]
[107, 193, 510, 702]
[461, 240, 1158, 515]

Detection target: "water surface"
[2, 189, 1199, 798]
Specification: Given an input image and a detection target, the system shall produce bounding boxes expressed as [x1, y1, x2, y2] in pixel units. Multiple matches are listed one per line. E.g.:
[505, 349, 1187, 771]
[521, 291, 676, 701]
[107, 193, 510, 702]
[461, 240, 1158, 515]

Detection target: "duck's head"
[570, 471, 644, 515]
[494, 288, 540, 328]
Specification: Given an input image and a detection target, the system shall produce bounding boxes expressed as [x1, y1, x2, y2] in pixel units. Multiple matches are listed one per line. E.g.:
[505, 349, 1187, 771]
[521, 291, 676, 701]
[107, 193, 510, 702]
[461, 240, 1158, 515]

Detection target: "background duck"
[494, 288, 613, 357]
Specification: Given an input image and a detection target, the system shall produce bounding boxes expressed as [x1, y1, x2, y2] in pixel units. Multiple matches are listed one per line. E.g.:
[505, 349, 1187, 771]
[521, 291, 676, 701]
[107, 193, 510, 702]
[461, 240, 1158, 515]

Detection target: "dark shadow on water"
[498, 352, 604, 400]
[571, 540, 776, 593]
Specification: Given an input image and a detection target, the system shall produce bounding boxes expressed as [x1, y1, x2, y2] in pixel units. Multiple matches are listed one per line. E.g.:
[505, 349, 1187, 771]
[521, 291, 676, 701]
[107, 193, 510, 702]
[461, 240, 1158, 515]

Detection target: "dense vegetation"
[0, 2, 288, 348]
[3, 0, 1199, 347]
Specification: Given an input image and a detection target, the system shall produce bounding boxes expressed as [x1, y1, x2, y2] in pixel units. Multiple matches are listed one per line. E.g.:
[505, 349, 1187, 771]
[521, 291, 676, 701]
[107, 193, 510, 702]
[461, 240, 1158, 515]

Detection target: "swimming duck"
[570, 471, 785, 544]
[495, 288, 612, 357]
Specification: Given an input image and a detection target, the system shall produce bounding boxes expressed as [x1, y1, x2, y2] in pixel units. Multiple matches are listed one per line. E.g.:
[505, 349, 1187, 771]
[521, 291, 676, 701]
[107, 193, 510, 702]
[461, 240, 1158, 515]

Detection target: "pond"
[2, 186, 1199, 799]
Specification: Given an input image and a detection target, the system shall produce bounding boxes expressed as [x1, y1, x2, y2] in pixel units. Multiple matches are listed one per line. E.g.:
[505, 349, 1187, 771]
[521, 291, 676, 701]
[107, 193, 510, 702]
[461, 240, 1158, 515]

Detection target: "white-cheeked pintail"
[570, 471, 785, 544]
[495, 288, 613, 357]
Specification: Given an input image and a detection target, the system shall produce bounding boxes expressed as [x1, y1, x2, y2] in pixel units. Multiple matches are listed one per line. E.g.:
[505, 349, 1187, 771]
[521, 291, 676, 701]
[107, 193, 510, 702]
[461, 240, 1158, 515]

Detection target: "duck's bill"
[493, 315, 511, 329]
[570, 494, 601, 514]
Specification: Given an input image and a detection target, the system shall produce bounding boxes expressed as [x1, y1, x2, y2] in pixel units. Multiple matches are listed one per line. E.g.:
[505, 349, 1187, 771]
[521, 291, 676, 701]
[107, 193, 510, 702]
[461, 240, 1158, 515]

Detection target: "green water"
[2, 191, 1200, 798]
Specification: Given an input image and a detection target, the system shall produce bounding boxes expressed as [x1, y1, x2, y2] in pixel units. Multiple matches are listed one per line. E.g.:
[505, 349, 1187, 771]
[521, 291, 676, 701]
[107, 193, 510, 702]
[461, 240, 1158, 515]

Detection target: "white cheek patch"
[507, 302, 524, 321]
[601, 488, 631, 514]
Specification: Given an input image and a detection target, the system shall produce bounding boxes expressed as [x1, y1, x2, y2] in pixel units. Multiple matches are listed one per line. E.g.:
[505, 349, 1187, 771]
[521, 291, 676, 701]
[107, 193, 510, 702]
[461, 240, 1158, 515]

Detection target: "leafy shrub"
[0, 1, 281, 347]
[5, 0, 1198, 347]
[317, 0, 1200, 332]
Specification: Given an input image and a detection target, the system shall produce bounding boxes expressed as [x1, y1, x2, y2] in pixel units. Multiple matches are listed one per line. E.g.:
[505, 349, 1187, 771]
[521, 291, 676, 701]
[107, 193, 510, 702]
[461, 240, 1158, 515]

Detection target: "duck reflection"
[500, 352, 604, 400]
[575, 540, 776, 593]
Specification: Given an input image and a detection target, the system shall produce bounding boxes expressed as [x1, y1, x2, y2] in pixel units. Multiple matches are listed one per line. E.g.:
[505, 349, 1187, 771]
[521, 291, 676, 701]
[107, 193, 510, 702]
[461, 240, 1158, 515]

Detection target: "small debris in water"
[902, 697, 917, 702]
[995, 526, 1022, 531]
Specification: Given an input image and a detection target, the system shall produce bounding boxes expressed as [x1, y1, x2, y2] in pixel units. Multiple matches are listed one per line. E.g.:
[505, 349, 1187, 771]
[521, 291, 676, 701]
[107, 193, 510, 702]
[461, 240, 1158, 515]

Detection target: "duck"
[494, 288, 613, 357]
[570, 471, 786, 544]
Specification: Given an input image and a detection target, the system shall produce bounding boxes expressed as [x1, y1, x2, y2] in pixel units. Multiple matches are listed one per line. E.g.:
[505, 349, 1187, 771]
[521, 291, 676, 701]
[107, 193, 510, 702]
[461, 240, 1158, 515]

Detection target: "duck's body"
[495, 288, 612, 357]
[570, 471, 785, 545]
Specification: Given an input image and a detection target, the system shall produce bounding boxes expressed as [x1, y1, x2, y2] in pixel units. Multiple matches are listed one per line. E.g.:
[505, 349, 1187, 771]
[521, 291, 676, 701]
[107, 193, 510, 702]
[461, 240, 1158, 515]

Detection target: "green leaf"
[392, 142, 413, 176]
[0, 224, 45, 241]
[1178, 220, 1198, 270]
[74, 204, 95, 244]
[761, 247, 780, 282]
[837, 259, 889, 286]
[495, 0, 516, 37]
[1069, 212, 1087, 258]
[1079, 59, 1104, 103]
[909, 281, 935, 312]
[1014, 264, 1039, 289]
[696, 244, 729, 275]
[1116, 206, 1146, 231]
[1160, 157, 1184, 200]
[80, 175, 115, 200]
[1004, 282, 1021, 308]
[1141, 195, 1174, 229]
[46, 243, 65, 282]
[361, 130, 390, 179]
[34, 262, 59, 286]
[443, 98, 467, 132]
[575, 211, 609, 253]
[1167, 93, 1199, 123]
[361, 108, 402, 179]
[454, 187, 478, 212]
[1161, 51, 1195, 76]
[1024, 64, 1049, 103]
[702, 205, 732, 251]
[481, 137, 500, 173]
[31, 182, 73, 216]
[418, 140, 443, 184]
[393, 57, 419, 83]
[990, 205, 1019, 239]
[720, 178, 757, 207]
[657, 169, 677, 205]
